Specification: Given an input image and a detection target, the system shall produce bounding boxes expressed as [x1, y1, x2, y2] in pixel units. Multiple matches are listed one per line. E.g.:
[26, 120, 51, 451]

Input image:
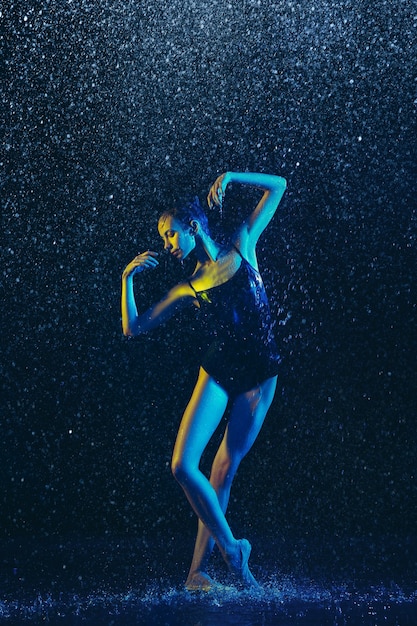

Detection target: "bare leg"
[183, 374, 278, 589]
[171, 369, 235, 568]
[172, 368, 259, 587]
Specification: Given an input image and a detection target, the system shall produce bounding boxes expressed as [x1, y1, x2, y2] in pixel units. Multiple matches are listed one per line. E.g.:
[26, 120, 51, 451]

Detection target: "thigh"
[172, 367, 229, 470]
[225, 376, 278, 461]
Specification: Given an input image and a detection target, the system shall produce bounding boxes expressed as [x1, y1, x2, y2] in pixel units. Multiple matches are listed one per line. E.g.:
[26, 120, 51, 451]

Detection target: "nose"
[164, 239, 172, 251]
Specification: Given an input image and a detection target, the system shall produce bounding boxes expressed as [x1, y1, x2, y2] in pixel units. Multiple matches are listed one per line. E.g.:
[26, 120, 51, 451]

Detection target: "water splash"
[1, 576, 416, 624]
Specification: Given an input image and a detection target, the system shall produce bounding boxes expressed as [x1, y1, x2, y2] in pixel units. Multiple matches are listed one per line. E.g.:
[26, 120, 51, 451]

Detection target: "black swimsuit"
[188, 246, 281, 396]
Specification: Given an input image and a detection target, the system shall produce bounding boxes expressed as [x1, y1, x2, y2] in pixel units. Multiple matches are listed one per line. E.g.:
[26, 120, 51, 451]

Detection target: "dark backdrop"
[2, 0, 416, 584]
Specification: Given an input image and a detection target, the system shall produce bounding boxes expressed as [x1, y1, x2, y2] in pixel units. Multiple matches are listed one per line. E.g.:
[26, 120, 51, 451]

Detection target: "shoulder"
[163, 281, 198, 309]
[167, 281, 196, 300]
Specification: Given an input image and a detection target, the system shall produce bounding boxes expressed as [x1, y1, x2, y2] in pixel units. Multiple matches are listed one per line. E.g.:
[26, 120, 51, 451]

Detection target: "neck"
[194, 234, 221, 264]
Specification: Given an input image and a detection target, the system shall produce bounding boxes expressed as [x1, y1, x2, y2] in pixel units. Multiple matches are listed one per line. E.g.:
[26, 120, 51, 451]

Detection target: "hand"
[122, 251, 159, 279]
[207, 172, 230, 209]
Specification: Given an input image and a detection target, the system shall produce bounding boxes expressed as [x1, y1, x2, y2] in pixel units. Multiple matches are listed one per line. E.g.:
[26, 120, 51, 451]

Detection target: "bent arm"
[208, 171, 286, 266]
[121, 274, 194, 337]
[228, 172, 286, 242]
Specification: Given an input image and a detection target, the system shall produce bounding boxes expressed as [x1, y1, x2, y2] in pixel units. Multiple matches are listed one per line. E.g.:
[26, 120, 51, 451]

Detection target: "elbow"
[277, 175, 287, 190]
[273, 176, 287, 199]
[122, 320, 139, 337]
[267, 176, 286, 200]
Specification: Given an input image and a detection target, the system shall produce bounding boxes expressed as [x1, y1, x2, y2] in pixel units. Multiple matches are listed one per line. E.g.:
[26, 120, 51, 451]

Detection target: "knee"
[171, 456, 191, 485]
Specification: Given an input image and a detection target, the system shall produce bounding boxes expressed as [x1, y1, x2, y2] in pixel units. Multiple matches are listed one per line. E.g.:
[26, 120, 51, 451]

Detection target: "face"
[158, 215, 196, 261]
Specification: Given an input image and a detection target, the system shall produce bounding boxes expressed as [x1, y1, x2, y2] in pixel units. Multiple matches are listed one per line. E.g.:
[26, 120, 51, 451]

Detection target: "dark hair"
[159, 196, 210, 236]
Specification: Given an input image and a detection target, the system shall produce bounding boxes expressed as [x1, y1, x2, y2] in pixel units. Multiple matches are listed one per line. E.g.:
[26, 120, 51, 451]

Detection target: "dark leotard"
[188, 246, 281, 396]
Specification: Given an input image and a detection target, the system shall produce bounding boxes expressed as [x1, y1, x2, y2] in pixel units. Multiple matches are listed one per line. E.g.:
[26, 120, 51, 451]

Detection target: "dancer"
[121, 172, 286, 590]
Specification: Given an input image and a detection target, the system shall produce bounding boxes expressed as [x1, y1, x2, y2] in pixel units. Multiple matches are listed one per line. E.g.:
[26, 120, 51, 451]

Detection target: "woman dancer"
[121, 171, 286, 590]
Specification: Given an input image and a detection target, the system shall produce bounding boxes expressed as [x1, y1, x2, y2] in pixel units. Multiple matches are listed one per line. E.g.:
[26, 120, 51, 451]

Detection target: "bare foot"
[185, 571, 215, 591]
[227, 539, 261, 589]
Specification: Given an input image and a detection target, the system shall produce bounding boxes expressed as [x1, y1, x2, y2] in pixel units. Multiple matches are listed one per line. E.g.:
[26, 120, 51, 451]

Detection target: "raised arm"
[121, 250, 193, 336]
[207, 172, 286, 264]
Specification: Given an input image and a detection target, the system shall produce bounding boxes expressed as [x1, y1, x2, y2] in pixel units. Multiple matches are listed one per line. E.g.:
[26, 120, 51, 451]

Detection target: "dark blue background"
[2, 0, 416, 591]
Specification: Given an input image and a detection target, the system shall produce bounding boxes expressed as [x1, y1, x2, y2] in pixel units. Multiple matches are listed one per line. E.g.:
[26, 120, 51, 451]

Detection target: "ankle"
[224, 539, 242, 571]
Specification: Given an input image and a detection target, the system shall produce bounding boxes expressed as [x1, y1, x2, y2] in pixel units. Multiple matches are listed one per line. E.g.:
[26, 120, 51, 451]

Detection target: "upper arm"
[245, 177, 287, 243]
[233, 177, 286, 266]
[132, 283, 195, 336]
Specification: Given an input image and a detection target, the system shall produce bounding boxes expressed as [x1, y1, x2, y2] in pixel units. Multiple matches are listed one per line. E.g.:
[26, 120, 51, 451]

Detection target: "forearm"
[121, 274, 140, 336]
[225, 172, 286, 193]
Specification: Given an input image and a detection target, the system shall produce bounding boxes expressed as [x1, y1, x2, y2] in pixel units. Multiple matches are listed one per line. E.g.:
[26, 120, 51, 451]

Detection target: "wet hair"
[159, 196, 210, 236]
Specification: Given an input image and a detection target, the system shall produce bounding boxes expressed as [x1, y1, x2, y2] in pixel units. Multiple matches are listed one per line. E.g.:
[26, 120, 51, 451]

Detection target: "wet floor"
[2, 536, 416, 625]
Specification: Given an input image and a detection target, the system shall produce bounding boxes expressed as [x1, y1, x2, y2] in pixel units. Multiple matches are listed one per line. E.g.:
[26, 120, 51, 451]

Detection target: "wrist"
[223, 171, 232, 186]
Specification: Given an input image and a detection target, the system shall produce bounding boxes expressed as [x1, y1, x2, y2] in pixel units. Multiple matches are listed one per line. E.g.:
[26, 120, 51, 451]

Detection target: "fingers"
[135, 250, 159, 262]
[207, 174, 226, 208]
[124, 250, 159, 277]
[134, 250, 159, 270]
